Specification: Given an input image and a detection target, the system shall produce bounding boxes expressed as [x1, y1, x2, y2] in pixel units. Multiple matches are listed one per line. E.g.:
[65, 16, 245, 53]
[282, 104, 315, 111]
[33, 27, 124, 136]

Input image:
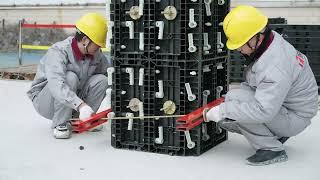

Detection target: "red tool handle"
[71, 109, 112, 133]
[176, 97, 224, 131]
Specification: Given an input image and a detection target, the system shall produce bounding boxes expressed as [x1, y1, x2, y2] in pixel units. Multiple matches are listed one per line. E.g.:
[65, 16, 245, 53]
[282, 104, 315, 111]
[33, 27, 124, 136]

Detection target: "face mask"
[241, 27, 272, 65]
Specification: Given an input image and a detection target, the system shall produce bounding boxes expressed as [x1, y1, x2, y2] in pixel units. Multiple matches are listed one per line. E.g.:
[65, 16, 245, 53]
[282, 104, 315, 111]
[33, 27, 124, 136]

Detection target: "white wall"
[231, 0, 320, 24]
[0, 6, 105, 25]
[258, 7, 320, 25]
[0, 2, 319, 26]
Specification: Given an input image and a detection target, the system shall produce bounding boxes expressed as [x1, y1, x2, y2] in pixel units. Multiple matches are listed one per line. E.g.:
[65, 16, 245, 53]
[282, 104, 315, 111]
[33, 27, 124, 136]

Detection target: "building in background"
[0, 0, 105, 25]
[232, 0, 320, 25]
[0, 0, 320, 25]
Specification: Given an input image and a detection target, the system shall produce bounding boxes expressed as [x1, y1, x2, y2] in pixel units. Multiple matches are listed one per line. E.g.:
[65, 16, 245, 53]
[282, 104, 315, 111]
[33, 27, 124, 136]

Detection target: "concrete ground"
[0, 79, 319, 180]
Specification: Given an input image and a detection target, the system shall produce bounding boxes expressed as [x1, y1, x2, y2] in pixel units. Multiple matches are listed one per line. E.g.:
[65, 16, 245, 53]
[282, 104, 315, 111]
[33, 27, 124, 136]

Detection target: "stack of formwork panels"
[108, 0, 230, 156]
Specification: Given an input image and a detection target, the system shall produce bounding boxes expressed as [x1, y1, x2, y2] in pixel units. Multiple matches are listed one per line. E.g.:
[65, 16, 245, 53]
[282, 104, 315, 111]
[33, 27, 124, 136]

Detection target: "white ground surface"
[0, 79, 319, 180]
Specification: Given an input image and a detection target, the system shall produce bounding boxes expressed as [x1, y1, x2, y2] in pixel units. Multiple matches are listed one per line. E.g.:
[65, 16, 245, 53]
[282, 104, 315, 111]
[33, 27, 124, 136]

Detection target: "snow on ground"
[0, 79, 319, 180]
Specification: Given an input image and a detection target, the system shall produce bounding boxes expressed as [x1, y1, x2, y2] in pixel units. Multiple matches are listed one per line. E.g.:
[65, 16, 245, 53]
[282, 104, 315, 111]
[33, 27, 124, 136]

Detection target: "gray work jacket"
[220, 31, 318, 123]
[27, 37, 111, 110]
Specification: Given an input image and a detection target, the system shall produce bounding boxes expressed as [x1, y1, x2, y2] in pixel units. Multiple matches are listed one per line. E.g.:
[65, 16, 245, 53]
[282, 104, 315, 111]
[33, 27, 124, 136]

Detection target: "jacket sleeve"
[44, 48, 83, 110]
[220, 67, 292, 123]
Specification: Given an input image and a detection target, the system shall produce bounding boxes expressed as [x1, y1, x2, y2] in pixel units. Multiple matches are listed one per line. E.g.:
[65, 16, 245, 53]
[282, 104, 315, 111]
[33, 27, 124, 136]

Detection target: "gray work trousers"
[32, 71, 108, 128]
[225, 88, 311, 151]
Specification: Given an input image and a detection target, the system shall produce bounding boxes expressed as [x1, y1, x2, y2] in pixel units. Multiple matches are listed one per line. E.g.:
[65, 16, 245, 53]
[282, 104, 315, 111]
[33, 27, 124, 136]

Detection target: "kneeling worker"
[27, 13, 111, 139]
[204, 6, 318, 165]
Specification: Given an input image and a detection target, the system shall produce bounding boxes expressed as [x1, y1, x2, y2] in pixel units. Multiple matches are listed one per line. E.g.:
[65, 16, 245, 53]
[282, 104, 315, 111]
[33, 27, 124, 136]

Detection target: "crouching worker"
[27, 13, 111, 139]
[204, 6, 318, 165]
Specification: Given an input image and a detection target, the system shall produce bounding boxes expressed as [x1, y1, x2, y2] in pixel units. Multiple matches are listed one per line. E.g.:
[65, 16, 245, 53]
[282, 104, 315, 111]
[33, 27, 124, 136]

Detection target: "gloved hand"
[79, 103, 95, 120]
[203, 105, 222, 122]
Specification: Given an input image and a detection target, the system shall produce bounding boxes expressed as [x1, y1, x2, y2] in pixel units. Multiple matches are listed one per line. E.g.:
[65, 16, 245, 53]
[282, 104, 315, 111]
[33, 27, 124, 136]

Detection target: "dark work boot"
[278, 137, 290, 144]
[217, 119, 242, 134]
[246, 149, 288, 166]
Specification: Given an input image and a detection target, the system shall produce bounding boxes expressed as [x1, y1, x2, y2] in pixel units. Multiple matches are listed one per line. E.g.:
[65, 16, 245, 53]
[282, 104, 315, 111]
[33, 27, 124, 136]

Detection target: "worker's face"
[86, 42, 100, 55]
[82, 37, 101, 55]
[237, 35, 258, 55]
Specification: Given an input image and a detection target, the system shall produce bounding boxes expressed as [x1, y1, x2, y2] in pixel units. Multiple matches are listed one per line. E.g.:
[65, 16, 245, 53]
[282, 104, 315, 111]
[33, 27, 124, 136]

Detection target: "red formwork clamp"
[176, 97, 225, 131]
[71, 109, 112, 133]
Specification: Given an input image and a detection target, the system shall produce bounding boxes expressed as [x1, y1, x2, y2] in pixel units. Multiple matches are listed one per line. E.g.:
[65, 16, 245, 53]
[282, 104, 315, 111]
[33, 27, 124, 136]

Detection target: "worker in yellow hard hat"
[27, 13, 112, 139]
[204, 5, 318, 165]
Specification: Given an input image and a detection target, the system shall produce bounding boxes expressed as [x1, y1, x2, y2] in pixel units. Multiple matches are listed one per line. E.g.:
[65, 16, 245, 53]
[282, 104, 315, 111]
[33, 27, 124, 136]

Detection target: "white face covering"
[242, 27, 271, 65]
[82, 38, 91, 55]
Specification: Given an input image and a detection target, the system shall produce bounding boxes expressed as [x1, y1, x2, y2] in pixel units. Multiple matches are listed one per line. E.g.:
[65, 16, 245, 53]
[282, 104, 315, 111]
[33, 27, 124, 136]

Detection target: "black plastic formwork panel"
[111, 0, 155, 58]
[270, 25, 320, 45]
[109, 0, 230, 156]
[112, 58, 228, 117]
[111, 116, 227, 156]
[274, 25, 320, 49]
[110, 0, 230, 61]
[268, 17, 287, 25]
[151, 0, 230, 59]
[151, 0, 182, 56]
[111, 58, 228, 156]
[150, 59, 228, 114]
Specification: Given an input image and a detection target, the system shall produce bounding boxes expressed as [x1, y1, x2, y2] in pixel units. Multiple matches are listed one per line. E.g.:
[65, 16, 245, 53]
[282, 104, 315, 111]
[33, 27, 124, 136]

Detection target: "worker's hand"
[79, 103, 95, 120]
[203, 105, 222, 122]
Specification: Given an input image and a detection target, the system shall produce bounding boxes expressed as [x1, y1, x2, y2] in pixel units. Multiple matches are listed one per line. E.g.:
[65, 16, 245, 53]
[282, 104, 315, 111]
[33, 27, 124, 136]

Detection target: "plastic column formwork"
[111, 59, 228, 156]
[110, 0, 229, 62]
[109, 0, 230, 156]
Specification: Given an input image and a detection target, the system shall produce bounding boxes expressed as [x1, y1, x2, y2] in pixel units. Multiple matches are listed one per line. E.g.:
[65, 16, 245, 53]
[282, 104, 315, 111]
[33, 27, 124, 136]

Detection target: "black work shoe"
[246, 150, 288, 166]
[217, 119, 242, 134]
[278, 137, 290, 144]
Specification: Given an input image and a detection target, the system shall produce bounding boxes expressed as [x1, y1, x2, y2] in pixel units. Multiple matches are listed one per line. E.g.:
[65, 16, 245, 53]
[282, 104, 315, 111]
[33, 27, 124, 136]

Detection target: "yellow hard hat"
[76, 13, 108, 48]
[223, 5, 268, 50]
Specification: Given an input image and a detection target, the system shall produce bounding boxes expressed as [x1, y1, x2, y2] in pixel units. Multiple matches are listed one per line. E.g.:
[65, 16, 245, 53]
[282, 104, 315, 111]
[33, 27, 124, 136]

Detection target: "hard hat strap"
[248, 33, 261, 59]
[241, 33, 261, 64]
[243, 26, 271, 64]
[246, 33, 261, 50]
